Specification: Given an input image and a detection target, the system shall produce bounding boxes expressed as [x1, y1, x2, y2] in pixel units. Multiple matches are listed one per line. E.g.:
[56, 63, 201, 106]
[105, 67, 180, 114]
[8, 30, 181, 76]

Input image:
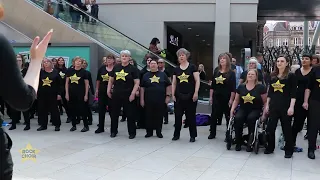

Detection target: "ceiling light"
[188, 27, 192, 30]
[196, 34, 200, 37]
[202, 40, 206, 42]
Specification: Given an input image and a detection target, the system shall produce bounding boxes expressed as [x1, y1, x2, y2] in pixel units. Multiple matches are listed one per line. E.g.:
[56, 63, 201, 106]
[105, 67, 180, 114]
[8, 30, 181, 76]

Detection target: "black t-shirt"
[268, 73, 297, 109]
[85, 70, 94, 95]
[56, 67, 67, 92]
[96, 65, 112, 94]
[141, 71, 171, 103]
[173, 64, 197, 95]
[110, 64, 139, 96]
[199, 71, 206, 80]
[66, 68, 88, 96]
[210, 70, 236, 99]
[295, 68, 313, 102]
[38, 69, 61, 97]
[237, 84, 266, 110]
[308, 66, 320, 102]
[240, 69, 264, 83]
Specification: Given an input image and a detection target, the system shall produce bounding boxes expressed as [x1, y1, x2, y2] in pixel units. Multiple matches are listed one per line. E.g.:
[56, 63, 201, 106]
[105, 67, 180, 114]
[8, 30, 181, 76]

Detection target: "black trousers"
[173, 98, 197, 138]
[110, 94, 136, 135]
[97, 93, 110, 129]
[308, 100, 320, 150]
[266, 107, 293, 153]
[0, 127, 13, 180]
[61, 93, 70, 118]
[163, 103, 169, 123]
[292, 100, 308, 146]
[210, 96, 230, 136]
[38, 96, 61, 128]
[68, 94, 88, 127]
[84, 102, 93, 123]
[145, 101, 164, 134]
[10, 104, 30, 127]
[234, 108, 261, 145]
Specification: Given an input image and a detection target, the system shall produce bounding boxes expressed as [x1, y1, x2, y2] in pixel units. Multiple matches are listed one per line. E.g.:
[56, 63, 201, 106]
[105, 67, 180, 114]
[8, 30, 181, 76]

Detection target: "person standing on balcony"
[69, 0, 82, 29]
[172, 48, 200, 142]
[149, 38, 161, 55]
[91, 0, 99, 24]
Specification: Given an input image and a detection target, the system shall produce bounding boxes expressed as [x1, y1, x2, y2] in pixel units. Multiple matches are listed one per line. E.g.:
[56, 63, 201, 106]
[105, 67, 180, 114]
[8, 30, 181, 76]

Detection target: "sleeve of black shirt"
[236, 84, 241, 94]
[132, 66, 139, 80]
[289, 73, 297, 99]
[240, 71, 246, 80]
[96, 67, 102, 82]
[87, 71, 94, 95]
[0, 34, 36, 111]
[259, 84, 267, 94]
[229, 71, 236, 93]
[307, 69, 316, 90]
[164, 73, 172, 87]
[109, 66, 115, 78]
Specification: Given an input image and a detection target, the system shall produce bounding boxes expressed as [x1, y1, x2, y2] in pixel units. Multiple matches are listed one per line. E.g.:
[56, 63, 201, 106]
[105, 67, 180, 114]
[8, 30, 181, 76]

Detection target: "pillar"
[303, 21, 309, 50]
[213, 0, 230, 69]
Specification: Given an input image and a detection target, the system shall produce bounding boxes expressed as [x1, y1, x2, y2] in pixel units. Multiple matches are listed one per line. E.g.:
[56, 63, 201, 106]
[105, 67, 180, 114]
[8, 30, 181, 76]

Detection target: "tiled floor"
[3, 113, 320, 180]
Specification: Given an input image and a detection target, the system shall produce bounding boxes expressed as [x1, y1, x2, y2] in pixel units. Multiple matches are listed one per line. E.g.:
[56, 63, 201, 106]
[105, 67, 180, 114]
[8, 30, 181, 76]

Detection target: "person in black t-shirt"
[107, 50, 140, 139]
[8, 54, 32, 131]
[140, 58, 171, 138]
[158, 58, 171, 124]
[303, 65, 320, 159]
[55, 57, 70, 122]
[65, 57, 90, 132]
[230, 69, 267, 152]
[292, 54, 312, 148]
[264, 55, 297, 158]
[172, 48, 200, 142]
[209, 53, 236, 139]
[239, 58, 264, 84]
[95, 55, 115, 133]
[82, 59, 94, 125]
[37, 59, 61, 131]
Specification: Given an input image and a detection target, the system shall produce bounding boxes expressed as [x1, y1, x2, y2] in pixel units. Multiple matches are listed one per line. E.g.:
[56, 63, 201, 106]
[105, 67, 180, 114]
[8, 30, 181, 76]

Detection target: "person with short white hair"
[107, 50, 140, 139]
[239, 57, 264, 84]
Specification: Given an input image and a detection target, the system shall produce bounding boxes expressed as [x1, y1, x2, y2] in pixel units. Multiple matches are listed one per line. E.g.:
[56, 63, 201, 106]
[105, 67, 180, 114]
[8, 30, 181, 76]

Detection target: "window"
[283, 39, 288, 46]
[276, 38, 280, 46]
[294, 37, 298, 46]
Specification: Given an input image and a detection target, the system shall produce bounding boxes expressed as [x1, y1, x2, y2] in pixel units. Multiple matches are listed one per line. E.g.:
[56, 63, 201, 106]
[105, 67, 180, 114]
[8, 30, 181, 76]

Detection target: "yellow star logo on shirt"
[150, 75, 160, 83]
[177, 72, 189, 83]
[19, 143, 40, 162]
[272, 80, 285, 93]
[115, 69, 128, 81]
[101, 73, 109, 82]
[317, 79, 320, 87]
[215, 75, 226, 84]
[70, 73, 81, 84]
[59, 71, 65, 79]
[242, 93, 255, 104]
[42, 77, 52, 87]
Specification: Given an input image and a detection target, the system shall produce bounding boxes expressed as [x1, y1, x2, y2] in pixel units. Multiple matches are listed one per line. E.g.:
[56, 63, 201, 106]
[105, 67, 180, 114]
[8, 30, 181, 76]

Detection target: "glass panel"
[28, 0, 210, 101]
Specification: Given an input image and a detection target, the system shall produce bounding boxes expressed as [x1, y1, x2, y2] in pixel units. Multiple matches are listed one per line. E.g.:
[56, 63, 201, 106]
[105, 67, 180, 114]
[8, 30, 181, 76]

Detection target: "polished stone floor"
[2, 113, 320, 180]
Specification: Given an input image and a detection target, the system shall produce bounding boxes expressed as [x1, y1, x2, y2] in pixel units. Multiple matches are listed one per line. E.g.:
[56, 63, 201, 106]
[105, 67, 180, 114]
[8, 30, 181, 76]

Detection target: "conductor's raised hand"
[30, 29, 53, 62]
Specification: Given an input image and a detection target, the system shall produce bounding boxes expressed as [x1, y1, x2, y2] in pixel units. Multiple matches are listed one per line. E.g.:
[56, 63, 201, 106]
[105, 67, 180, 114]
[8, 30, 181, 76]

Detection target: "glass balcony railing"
[28, 0, 211, 101]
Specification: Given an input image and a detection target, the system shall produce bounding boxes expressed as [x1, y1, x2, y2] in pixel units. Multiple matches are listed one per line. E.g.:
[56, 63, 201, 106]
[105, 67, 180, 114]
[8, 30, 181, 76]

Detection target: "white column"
[213, 0, 231, 69]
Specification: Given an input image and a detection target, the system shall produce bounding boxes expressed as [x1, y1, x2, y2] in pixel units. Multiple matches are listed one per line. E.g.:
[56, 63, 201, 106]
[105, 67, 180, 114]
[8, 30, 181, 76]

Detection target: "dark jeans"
[70, 11, 80, 28]
[292, 100, 308, 146]
[173, 98, 197, 138]
[210, 96, 230, 136]
[308, 100, 320, 150]
[266, 107, 293, 153]
[97, 93, 110, 129]
[38, 96, 61, 128]
[234, 108, 261, 145]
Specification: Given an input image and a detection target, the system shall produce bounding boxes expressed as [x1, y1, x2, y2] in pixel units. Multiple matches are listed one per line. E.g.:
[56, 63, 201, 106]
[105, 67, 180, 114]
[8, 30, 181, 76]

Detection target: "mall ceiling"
[166, 22, 257, 49]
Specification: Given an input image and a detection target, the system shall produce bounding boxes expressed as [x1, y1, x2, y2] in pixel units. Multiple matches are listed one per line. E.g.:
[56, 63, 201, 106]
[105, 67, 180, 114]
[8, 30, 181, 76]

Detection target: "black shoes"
[308, 150, 315, 159]
[110, 133, 117, 138]
[95, 128, 104, 134]
[9, 125, 16, 130]
[37, 126, 47, 131]
[284, 152, 293, 158]
[157, 133, 163, 138]
[164, 120, 168, 124]
[208, 133, 216, 139]
[70, 126, 76, 132]
[129, 134, 136, 139]
[172, 136, 180, 141]
[66, 118, 71, 123]
[145, 133, 153, 138]
[55, 126, 60, 131]
[190, 137, 195, 142]
[81, 127, 89, 132]
[24, 125, 30, 131]
[264, 149, 274, 154]
[235, 144, 242, 151]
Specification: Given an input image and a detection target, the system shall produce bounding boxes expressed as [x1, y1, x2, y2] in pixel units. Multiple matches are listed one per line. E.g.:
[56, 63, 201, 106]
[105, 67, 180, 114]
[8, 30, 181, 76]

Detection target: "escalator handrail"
[1, 22, 33, 42]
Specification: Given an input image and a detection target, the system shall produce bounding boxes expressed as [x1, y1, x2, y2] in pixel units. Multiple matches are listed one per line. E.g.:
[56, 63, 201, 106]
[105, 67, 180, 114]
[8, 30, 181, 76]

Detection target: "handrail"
[1, 22, 33, 42]
[58, 0, 210, 84]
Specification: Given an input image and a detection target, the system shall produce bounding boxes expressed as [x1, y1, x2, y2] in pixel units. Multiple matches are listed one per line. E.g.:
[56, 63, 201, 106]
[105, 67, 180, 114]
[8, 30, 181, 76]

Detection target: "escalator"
[4, 0, 211, 104]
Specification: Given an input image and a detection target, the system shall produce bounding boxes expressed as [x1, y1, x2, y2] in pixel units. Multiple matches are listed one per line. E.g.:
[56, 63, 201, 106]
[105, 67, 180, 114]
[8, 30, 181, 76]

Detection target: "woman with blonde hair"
[65, 57, 90, 132]
[230, 69, 267, 151]
[36, 58, 61, 131]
